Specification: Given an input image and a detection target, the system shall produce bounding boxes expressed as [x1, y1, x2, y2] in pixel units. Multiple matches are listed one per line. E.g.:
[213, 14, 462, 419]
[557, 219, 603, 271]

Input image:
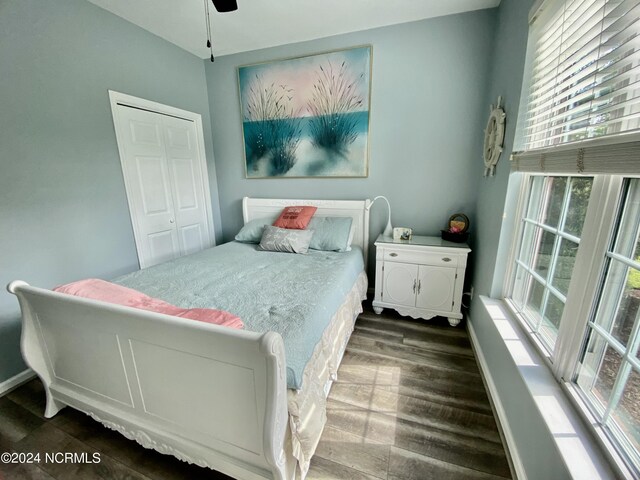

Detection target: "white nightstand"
[372, 234, 471, 326]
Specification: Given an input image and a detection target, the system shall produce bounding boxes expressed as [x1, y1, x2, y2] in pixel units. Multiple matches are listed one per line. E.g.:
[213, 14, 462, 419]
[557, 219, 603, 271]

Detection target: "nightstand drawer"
[383, 249, 460, 267]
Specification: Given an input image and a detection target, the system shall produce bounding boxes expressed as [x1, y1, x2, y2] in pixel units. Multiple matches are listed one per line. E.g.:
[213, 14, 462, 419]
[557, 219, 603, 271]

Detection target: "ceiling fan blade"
[211, 0, 237, 12]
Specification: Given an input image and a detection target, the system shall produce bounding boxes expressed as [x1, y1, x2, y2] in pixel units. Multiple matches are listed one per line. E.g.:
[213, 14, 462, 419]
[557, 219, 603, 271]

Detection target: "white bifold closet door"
[113, 103, 213, 268]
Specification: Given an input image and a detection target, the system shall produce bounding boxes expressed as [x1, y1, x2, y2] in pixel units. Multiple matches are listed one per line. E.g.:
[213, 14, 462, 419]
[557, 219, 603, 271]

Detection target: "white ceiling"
[87, 0, 500, 59]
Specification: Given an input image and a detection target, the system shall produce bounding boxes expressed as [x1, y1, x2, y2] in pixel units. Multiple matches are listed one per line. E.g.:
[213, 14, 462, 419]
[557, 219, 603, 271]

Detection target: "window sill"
[502, 298, 638, 478]
[469, 296, 627, 480]
[502, 298, 554, 365]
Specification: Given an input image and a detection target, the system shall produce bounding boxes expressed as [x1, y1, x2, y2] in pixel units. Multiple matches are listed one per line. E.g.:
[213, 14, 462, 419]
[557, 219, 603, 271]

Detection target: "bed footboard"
[8, 281, 294, 480]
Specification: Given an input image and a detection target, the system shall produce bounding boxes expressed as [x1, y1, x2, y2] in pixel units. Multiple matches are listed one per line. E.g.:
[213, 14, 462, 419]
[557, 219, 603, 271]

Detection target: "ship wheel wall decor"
[483, 96, 506, 177]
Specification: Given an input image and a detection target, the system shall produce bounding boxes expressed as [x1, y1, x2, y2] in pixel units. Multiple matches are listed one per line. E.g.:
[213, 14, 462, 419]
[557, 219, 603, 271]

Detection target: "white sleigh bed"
[8, 197, 371, 480]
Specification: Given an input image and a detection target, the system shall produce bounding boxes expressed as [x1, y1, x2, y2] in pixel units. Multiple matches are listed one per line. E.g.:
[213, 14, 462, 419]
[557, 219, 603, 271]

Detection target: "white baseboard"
[467, 318, 527, 480]
[0, 369, 35, 397]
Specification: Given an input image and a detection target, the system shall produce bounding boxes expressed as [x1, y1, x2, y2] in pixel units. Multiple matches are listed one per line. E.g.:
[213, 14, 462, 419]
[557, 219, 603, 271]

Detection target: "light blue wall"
[468, 0, 574, 477]
[0, 0, 222, 382]
[469, 0, 533, 299]
[205, 10, 497, 276]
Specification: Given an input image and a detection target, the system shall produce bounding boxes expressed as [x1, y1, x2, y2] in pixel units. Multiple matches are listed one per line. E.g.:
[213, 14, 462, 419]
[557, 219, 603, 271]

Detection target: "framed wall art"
[238, 45, 372, 178]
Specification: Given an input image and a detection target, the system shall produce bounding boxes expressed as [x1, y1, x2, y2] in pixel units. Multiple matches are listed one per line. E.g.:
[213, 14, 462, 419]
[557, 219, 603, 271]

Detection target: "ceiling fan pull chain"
[205, 0, 238, 62]
[204, 0, 214, 61]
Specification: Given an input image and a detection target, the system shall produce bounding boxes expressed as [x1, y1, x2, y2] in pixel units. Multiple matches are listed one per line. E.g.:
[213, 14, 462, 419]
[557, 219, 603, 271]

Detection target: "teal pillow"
[235, 218, 275, 243]
[308, 217, 353, 252]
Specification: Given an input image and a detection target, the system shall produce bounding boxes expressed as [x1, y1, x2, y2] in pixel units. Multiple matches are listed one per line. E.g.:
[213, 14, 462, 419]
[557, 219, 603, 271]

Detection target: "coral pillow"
[273, 205, 317, 229]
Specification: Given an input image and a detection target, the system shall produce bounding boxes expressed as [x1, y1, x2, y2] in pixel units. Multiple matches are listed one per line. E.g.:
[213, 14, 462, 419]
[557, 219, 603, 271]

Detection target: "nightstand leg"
[373, 306, 383, 315]
[448, 317, 461, 327]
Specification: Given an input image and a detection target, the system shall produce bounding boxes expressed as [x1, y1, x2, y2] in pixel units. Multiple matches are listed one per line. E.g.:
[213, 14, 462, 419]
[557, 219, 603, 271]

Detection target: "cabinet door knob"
[389, 252, 398, 257]
[442, 257, 451, 262]
[170, 219, 175, 224]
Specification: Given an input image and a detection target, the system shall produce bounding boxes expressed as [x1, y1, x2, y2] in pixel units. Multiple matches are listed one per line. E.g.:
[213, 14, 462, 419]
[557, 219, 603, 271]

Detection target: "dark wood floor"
[0, 306, 511, 480]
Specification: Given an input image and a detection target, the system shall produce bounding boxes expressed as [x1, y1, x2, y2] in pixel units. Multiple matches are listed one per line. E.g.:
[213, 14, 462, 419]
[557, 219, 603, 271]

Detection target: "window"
[575, 179, 640, 470]
[512, 176, 592, 352]
[505, 0, 640, 475]
[507, 174, 640, 476]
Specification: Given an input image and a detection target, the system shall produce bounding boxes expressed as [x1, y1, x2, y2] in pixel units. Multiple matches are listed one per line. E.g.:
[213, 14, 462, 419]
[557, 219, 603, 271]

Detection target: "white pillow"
[259, 226, 314, 254]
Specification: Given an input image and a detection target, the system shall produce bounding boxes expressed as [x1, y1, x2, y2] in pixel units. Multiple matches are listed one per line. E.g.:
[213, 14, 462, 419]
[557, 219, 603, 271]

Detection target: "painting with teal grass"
[238, 46, 372, 178]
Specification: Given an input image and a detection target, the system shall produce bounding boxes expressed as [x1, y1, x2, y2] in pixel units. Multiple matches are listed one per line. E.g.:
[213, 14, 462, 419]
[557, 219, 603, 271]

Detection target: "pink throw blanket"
[53, 278, 244, 329]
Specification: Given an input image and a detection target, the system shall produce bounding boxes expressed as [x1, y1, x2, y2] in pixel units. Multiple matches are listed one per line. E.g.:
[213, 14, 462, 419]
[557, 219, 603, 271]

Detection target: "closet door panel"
[147, 229, 180, 266]
[134, 156, 172, 217]
[117, 107, 179, 267]
[162, 116, 209, 256]
[111, 93, 215, 269]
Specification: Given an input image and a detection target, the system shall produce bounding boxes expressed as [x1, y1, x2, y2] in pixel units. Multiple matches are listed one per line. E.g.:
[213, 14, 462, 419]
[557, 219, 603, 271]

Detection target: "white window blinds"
[512, 0, 640, 173]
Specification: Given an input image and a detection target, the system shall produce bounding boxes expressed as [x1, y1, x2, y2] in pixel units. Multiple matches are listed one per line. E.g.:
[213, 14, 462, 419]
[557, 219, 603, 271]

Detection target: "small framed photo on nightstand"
[393, 227, 412, 241]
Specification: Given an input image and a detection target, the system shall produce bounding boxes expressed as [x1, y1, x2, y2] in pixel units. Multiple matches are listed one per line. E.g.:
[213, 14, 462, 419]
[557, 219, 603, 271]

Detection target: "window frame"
[573, 178, 640, 471]
[504, 174, 623, 373]
[508, 175, 591, 353]
[503, 172, 640, 476]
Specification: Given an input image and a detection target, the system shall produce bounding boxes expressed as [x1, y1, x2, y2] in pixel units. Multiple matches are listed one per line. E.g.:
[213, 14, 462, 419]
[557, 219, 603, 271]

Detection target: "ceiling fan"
[205, 0, 238, 61]
[211, 0, 237, 13]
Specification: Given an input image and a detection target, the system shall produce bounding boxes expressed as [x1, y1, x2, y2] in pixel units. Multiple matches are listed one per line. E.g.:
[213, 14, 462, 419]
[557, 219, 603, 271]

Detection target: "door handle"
[442, 257, 451, 262]
[417, 279, 421, 294]
[389, 252, 398, 257]
[413, 279, 417, 294]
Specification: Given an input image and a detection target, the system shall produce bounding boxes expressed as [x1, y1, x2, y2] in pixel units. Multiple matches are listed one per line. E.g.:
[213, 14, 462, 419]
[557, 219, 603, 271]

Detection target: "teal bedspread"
[114, 241, 364, 390]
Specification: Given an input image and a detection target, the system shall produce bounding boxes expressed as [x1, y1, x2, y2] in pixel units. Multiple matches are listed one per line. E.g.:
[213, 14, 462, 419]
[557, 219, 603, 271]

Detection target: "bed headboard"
[242, 197, 371, 264]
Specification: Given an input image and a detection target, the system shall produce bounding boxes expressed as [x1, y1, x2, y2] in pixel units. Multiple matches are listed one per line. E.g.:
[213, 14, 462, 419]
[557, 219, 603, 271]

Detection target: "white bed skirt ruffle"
[285, 271, 368, 479]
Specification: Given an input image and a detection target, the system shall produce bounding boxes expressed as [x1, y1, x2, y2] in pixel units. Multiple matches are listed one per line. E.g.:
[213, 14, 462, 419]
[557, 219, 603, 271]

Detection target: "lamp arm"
[367, 196, 393, 237]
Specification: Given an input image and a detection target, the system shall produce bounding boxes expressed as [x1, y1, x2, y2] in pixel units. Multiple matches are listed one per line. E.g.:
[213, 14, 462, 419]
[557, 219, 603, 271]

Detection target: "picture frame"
[237, 46, 372, 178]
[393, 227, 413, 241]
[441, 213, 470, 243]
[448, 213, 470, 233]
